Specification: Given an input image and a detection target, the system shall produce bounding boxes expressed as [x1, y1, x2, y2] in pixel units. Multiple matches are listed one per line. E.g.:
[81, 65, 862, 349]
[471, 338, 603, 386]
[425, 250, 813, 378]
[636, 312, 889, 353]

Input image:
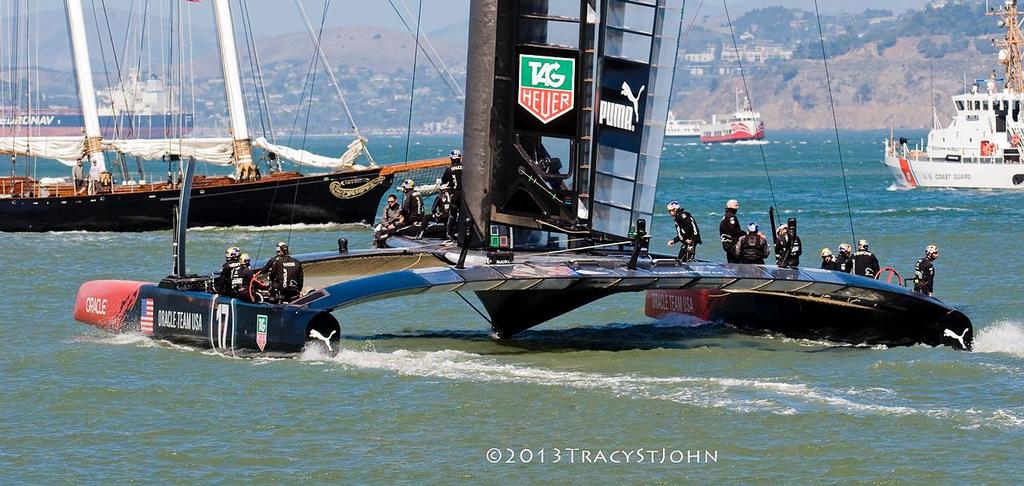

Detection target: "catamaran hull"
[884, 153, 1024, 189]
[73, 280, 340, 356]
[645, 288, 973, 350]
[0, 170, 393, 232]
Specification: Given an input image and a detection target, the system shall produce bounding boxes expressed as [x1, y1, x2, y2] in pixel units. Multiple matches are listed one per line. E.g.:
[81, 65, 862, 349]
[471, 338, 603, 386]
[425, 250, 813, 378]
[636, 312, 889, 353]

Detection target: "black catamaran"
[73, 0, 972, 354]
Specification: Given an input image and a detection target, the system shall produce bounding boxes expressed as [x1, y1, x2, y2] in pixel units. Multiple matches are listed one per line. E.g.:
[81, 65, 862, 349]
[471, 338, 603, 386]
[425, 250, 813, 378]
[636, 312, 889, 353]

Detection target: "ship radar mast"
[991, 0, 1024, 93]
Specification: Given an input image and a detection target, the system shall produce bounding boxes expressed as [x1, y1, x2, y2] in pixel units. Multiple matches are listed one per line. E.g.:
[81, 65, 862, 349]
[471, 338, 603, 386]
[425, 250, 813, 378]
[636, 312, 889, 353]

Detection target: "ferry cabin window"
[956, 101, 964, 110]
[983, 101, 989, 111]
[975, 101, 981, 110]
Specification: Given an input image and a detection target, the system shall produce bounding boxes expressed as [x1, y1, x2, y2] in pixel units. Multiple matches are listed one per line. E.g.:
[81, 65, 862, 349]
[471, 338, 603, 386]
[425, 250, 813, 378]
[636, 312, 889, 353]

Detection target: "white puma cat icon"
[943, 328, 968, 349]
[620, 82, 646, 123]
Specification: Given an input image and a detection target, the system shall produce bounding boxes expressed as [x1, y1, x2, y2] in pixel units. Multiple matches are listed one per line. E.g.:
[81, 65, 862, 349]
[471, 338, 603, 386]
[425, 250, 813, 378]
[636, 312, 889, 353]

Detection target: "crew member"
[397, 179, 425, 237]
[425, 189, 454, 239]
[774, 218, 803, 267]
[72, 159, 85, 194]
[913, 245, 939, 296]
[441, 149, 463, 242]
[373, 194, 403, 247]
[88, 161, 101, 195]
[230, 253, 266, 302]
[735, 222, 769, 264]
[836, 243, 854, 273]
[216, 246, 243, 294]
[719, 199, 743, 263]
[261, 242, 304, 303]
[820, 248, 840, 270]
[666, 200, 701, 262]
[852, 239, 881, 278]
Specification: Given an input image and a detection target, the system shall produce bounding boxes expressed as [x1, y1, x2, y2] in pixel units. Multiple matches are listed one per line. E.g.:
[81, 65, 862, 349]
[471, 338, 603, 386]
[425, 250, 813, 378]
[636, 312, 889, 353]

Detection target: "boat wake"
[972, 321, 1024, 358]
[300, 346, 1023, 428]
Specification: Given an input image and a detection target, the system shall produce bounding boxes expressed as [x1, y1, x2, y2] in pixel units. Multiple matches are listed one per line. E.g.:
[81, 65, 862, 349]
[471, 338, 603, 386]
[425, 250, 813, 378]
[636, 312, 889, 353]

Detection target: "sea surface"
[2, 132, 1023, 483]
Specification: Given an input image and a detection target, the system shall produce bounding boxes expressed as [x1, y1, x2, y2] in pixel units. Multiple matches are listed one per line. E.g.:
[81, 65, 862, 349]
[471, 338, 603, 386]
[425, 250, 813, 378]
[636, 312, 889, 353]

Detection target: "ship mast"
[64, 0, 106, 172]
[212, 0, 253, 168]
[991, 0, 1024, 93]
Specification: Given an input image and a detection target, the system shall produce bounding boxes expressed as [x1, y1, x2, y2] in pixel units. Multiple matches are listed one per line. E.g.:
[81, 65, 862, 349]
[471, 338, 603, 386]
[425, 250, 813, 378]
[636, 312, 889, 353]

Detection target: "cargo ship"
[0, 70, 192, 139]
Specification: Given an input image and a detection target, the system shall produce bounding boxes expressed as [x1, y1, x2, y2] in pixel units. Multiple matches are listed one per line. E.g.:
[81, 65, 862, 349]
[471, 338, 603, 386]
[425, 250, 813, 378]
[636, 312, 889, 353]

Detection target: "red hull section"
[73, 280, 149, 332]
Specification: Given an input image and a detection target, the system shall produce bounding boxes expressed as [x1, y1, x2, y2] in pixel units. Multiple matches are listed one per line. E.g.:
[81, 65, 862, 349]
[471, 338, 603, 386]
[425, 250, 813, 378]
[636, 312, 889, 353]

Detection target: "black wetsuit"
[398, 191, 425, 237]
[913, 257, 935, 295]
[424, 191, 453, 239]
[775, 233, 803, 267]
[719, 209, 743, 263]
[216, 260, 242, 294]
[836, 253, 853, 273]
[264, 254, 304, 302]
[228, 264, 260, 302]
[821, 258, 840, 271]
[442, 162, 462, 240]
[852, 250, 881, 278]
[671, 210, 702, 262]
[735, 232, 769, 264]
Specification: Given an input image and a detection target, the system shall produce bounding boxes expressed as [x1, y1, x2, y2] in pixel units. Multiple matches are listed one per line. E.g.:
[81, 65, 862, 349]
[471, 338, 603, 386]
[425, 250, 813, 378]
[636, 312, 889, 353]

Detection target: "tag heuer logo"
[256, 314, 268, 352]
[518, 54, 575, 124]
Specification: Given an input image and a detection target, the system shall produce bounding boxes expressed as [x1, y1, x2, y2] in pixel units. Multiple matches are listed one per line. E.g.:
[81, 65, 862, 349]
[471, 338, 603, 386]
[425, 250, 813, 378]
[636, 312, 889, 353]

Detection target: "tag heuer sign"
[518, 54, 575, 124]
[256, 314, 268, 352]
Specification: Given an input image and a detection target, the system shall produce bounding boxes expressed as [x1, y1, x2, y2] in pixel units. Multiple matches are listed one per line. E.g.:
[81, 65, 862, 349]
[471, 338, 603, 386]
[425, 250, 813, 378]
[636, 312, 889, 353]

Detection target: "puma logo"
[620, 82, 645, 123]
[309, 329, 337, 352]
[943, 328, 969, 349]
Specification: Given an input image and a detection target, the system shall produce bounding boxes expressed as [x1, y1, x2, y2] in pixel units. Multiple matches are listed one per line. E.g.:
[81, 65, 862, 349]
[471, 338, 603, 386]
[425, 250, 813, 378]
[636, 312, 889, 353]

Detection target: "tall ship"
[0, 70, 193, 139]
[699, 88, 765, 144]
[0, 0, 445, 232]
[884, 1, 1024, 189]
[665, 112, 703, 137]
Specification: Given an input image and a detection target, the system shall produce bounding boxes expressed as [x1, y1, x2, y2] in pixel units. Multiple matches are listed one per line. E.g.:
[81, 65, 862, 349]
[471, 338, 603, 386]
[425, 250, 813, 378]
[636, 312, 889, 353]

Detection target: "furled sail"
[0, 137, 87, 166]
[105, 138, 236, 165]
[253, 136, 371, 170]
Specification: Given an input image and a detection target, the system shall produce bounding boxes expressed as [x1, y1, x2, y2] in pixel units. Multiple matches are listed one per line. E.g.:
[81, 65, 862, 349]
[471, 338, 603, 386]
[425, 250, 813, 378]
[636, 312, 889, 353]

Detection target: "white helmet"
[820, 248, 833, 258]
[858, 239, 869, 250]
[926, 244, 939, 256]
[240, 253, 251, 265]
[449, 149, 462, 160]
[401, 179, 415, 191]
[838, 243, 852, 255]
[726, 199, 739, 210]
[666, 200, 681, 211]
[225, 247, 241, 260]
[747, 222, 759, 232]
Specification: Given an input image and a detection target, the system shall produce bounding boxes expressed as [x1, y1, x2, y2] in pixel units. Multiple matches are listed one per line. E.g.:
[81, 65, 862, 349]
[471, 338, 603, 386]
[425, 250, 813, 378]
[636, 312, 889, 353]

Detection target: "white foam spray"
[972, 321, 1024, 358]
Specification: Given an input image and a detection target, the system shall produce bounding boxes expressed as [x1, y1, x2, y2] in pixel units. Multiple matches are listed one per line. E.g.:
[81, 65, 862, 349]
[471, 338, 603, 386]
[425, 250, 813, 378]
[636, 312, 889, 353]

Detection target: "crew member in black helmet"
[719, 199, 744, 263]
[397, 179, 425, 237]
[852, 239, 881, 278]
[216, 246, 243, 294]
[735, 222, 769, 264]
[666, 200, 701, 262]
[913, 245, 939, 296]
[836, 243, 854, 273]
[262, 242, 304, 303]
[774, 218, 803, 267]
[441, 149, 463, 242]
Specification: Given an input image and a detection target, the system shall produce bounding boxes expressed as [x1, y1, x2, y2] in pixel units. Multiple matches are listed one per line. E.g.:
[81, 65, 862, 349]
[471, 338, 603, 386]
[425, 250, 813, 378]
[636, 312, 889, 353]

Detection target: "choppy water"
[2, 132, 1023, 483]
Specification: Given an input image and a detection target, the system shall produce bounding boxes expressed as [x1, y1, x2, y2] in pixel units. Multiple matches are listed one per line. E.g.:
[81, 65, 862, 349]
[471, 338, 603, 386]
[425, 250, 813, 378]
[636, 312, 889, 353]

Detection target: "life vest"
[739, 234, 763, 261]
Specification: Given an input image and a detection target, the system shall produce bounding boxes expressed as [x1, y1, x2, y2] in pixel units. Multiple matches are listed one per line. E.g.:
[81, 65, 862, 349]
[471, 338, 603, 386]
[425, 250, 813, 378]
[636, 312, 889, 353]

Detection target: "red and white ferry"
[699, 89, 765, 144]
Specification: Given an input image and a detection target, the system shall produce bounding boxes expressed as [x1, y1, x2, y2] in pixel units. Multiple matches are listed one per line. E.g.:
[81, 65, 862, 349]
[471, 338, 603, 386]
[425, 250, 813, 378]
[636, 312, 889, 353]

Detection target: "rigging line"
[241, 0, 276, 144]
[294, 0, 375, 165]
[99, 0, 138, 139]
[388, 0, 465, 106]
[238, 1, 269, 141]
[287, 0, 331, 245]
[284, 5, 322, 148]
[813, 0, 856, 243]
[722, 0, 778, 211]
[403, 0, 424, 164]
[455, 292, 493, 326]
[679, 0, 705, 46]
